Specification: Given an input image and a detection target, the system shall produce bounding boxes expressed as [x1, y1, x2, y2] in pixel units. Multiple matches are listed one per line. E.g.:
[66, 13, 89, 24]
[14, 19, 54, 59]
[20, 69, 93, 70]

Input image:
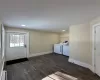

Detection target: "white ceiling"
[0, 0, 100, 32]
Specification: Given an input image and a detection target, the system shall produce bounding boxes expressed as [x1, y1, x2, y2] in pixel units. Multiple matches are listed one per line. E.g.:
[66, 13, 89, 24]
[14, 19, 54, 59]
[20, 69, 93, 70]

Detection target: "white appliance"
[54, 44, 63, 54]
[54, 43, 69, 56]
[62, 45, 69, 56]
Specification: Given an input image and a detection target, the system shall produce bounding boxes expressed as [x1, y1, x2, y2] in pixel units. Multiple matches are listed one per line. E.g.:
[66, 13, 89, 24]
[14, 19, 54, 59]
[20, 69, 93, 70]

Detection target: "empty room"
[0, 0, 100, 80]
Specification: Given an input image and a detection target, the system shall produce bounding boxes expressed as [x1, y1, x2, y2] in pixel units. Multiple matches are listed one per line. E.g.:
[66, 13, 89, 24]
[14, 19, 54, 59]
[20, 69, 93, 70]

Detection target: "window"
[10, 34, 25, 47]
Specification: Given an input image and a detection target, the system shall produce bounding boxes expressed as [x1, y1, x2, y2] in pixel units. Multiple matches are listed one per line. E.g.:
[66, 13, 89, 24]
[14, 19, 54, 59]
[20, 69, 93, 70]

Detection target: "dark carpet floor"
[5, 53, 100, 80]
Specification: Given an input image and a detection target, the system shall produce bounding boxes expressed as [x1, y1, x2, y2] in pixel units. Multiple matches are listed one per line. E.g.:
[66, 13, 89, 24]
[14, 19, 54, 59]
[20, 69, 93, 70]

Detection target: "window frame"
[9, 33, 25, 48]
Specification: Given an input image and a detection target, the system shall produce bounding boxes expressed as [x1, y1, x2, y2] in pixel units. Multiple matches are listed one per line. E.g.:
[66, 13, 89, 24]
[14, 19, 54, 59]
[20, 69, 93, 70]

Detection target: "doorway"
[93, 24, 100, 76]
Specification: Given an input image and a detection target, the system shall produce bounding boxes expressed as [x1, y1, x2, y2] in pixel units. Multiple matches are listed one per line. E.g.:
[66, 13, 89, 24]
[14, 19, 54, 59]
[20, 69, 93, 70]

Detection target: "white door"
[95, 26, 100, 76]
[6, 32, 28, 61]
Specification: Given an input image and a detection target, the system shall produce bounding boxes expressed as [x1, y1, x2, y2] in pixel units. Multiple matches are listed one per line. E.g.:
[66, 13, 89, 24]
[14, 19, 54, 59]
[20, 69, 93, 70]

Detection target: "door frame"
[5, 31, 29, 58]
[92, 23, 100, 73]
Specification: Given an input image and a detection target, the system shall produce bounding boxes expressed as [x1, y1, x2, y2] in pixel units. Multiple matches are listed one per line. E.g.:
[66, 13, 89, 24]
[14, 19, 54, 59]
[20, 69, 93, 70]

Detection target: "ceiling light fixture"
[62, 30, 66, 32]
[21, 25, 26, 27]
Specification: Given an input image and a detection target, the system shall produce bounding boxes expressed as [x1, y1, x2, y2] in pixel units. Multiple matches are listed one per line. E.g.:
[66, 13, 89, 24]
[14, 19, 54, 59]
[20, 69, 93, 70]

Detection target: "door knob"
[24, 44, 27, 48]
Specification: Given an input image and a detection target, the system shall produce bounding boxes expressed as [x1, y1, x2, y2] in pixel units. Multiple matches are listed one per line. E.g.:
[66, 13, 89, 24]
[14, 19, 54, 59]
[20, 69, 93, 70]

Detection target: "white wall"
[69, 24, 92, 65]
[60, 31, 69, 42]
[69, 16, 100, 68]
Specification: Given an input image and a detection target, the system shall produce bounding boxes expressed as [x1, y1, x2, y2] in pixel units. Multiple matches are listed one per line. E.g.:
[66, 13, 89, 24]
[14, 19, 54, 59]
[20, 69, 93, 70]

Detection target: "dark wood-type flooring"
[5, 53, 100, 80]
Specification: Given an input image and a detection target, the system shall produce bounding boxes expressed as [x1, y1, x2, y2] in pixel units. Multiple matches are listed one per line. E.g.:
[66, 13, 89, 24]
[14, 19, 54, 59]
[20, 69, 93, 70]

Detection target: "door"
[95, 26, 100, 76]
[6, 32, 28, 61]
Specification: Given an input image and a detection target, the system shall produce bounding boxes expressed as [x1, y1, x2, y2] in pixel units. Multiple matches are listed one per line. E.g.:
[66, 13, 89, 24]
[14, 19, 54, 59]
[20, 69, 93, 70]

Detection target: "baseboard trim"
[68, 58, 93, 72]
[28, 51, 53, 58]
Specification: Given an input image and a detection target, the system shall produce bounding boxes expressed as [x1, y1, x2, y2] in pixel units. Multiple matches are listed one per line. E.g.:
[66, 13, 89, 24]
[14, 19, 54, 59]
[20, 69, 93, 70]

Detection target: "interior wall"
[90, 17, 100, 45]
[69, 23, 92, 65]
[5, 27, 60, 55]
[60, 31, 69, 42]
[90, 16, 100, 65]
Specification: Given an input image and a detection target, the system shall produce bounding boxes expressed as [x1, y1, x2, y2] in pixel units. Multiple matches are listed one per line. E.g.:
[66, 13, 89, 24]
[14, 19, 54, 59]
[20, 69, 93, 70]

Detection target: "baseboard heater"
[1, 70, 7, 80]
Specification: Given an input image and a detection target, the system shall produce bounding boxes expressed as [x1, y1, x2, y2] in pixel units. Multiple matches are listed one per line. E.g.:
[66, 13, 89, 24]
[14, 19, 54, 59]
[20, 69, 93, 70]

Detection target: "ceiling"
[0, 0, 100, 32]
